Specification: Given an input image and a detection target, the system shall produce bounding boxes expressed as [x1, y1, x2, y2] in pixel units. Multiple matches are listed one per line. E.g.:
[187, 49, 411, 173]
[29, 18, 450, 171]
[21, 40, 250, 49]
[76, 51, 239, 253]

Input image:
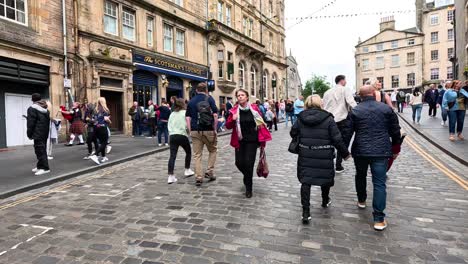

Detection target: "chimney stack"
[380, 16, 396, 32]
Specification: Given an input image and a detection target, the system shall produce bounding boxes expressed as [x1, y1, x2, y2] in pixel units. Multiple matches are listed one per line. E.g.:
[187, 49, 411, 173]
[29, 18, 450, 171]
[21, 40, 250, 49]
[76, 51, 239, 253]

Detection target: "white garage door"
[5, 93, 34, 147]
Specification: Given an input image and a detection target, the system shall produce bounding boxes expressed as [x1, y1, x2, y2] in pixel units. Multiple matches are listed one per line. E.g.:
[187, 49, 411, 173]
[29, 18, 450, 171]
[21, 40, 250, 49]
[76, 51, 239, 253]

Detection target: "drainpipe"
[62, 0, 73, 107]
[206, 0, 210, 85]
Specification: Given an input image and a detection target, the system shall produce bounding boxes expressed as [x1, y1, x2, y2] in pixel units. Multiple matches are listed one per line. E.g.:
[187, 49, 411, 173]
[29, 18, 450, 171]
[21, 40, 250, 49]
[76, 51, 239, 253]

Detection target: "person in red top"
[226, 89, 272, 198]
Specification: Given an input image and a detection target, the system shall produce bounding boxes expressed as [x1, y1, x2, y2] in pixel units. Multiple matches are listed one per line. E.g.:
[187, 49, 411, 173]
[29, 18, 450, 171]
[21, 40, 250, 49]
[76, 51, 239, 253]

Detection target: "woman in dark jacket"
[290, 95, 350, 224]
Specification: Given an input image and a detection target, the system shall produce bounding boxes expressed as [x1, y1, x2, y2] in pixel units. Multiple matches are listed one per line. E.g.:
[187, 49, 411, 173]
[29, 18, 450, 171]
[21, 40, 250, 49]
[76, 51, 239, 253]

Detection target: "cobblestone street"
[0, 125, 467, 264]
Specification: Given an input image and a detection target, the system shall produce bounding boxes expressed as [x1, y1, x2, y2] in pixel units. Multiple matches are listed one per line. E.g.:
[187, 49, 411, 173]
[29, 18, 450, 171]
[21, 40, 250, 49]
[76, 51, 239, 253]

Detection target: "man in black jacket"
[350, 85, 401, 231]
[27, 93, 51, 176]
[424, 84, 439, 117]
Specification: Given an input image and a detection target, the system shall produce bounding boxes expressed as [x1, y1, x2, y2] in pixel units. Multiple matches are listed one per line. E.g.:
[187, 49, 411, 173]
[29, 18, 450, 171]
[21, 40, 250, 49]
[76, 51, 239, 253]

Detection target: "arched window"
[250, 66, 257, 97]
[238, 62, 245, 88]
[263, 70, 269, 99]
[272, 73, 277, 100]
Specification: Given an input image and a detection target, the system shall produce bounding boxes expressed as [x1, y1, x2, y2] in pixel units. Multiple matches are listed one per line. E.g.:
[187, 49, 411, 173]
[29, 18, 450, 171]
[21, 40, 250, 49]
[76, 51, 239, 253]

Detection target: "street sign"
[64, 78, 72, 88]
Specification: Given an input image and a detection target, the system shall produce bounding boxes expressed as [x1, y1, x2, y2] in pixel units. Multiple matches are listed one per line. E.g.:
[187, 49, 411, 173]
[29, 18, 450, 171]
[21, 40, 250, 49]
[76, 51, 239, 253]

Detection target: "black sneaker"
[204, 173, 216, 181]
[302, 207, 311, 224]
[245, 191, 252, 198]
[195, 180, 202, 186]
[78, 142, 85, 145]
[321, 198, 332, 208]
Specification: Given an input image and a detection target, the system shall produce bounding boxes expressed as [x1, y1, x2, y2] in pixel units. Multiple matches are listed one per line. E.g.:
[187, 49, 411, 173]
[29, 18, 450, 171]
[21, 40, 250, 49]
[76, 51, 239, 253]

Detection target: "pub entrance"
[100, 90, 123, 132]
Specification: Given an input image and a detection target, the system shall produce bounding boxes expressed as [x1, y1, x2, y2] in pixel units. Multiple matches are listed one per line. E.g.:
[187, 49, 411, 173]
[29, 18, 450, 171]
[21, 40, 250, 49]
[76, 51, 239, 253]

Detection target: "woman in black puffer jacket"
[290, 95, 350, 224]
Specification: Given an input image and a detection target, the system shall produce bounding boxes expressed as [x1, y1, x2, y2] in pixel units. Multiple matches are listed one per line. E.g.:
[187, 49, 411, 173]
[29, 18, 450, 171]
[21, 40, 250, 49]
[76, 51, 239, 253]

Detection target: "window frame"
[391, 75, 399, 88]
[217, 1, 224, 22]
[407, 73, 415, 86]
[362, 59, 370, 71]
[407, 52, 415, 65]
[447, 66, 453, 79]
[238, 62, 245, 88]
[250, 66, 257, 97]
[218, 62, 224, 79]
[430, 14, 439, 25]
[376, 56, 384, 69]
[226, 5, 231, 26]
[431, 50, 439, 61]
[448, 48, 454, 59]
[430, 68, 439, 80]
[448, 28, 454, 41]
[447, 10, 454, 22]
[263, 71, 269, 99]
[104, 0, 119, 36]
[174, 0, 183, 7]
[377, 77, 384, 89]
[376, 43, 383, 51]
[175, 29, 185, 56]
[0, 0, 28, 25]
[146, 16, 154, 47]
[407, 39, 415, 46]
[391, 55, 399, 67]
[362, 47, 369, 53]
[431, 32, 439, 43]
[163, 24, 174, 52]
[391, 40, 398, 49]
[122, 7, 136, 41]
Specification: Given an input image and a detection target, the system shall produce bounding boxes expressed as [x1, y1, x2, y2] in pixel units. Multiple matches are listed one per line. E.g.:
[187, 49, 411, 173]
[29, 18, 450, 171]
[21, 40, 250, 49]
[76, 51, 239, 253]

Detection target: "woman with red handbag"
[226, 89, 271, 198]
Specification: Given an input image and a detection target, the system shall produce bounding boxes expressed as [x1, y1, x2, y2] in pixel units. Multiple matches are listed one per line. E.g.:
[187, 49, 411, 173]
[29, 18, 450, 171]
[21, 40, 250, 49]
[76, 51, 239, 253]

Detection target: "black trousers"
[95, 126, 109, 157]
[428, 103, 437, 117]
[168, 135, 192, 174]
[397, 102, 404, 113]
[34, 139, 49, 170]
[235, 141, 258, 192]
[301, 184, 330, 208]
[273, 117, 278, 131]
[87, 129, 99, 155]
[149, 117, 157, 136]
[266, 121, 273, 130]
[335, 118, 351, 169]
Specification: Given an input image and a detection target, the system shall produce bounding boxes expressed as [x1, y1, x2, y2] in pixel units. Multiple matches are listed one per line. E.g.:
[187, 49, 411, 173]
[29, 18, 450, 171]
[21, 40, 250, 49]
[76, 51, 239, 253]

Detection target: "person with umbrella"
[350, 85, 401, 231]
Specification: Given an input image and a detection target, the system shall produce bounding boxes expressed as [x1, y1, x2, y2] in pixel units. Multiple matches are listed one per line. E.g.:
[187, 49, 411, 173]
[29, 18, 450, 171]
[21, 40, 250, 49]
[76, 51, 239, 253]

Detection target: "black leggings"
[235, 142, 258, 192]
[95, 126, 109, 157]
[168, 135, 192, 174]
[301, 184, 331, 208]
[87, 130, 99, 155]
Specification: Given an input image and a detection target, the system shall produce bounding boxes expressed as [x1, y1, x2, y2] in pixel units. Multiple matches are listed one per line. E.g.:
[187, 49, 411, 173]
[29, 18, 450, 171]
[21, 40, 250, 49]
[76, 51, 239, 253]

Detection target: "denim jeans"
[397, 102, 404, 113]
[411, 104, 423, 122]
[132, 120, 140, 136]
[286, 113, 295, 127]
[448, 110, 466, 134]
[157, 121, 169, 144]
[354, 157, 388, 222]
[441, 108, 448, 122]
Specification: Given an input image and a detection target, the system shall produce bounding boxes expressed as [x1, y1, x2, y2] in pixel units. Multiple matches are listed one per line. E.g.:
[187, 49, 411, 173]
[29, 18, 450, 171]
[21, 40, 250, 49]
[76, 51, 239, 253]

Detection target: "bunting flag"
[286, 10, 415, 21]
[288, 0, 338, 29]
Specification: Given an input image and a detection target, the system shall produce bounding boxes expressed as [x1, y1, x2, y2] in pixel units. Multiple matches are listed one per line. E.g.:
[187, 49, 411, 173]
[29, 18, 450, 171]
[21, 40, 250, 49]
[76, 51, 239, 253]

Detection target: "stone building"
[355, 17, 424, 92]
[0, 0, 65, 148]
[206, 0, 287, 106]
[69, 0, 209, 134]
[286, 51, 302, 99]
[454, 0, 467, 80]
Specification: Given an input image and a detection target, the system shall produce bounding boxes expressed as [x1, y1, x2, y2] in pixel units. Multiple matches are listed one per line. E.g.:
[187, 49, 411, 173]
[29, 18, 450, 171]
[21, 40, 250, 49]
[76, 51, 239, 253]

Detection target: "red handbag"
[256, 147, 269, 178]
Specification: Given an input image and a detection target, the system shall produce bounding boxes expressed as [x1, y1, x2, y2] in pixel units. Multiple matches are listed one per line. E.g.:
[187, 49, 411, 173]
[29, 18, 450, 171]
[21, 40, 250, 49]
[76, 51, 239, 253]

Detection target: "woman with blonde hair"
[290, 94, 350, 224]
[364, 79, 393, 107]
[46, 101, 61, 160]
[88, 97, 111, 164]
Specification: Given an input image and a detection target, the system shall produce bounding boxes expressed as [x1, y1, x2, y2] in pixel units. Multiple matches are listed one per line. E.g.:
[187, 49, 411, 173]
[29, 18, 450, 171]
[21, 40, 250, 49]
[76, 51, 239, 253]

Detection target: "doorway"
[5, 93, 34, 147]
[100, 90, 123, 132]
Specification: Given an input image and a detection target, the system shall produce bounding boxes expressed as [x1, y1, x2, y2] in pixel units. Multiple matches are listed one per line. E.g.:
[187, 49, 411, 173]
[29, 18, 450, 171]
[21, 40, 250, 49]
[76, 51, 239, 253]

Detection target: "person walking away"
[294, 96, 304, 123]
[27, 93, 51, 176]
[226, 89, 271, 198]
[45, 101, 60, 160]
[290, 95, 350, 224]
[438, 83, 449, 126]
[88, 97, 111, 165]
[256, 100, 266, 118]
[275, 100, 280, 121]
[265, 105, 274, 131]
[186, 83, 218, 186]
[350, 85, 401, 231]
[390, 89, 398, 108]
[285, 99, 295, 127]
[217, 104, 226, 132]
[271, 101, 278, 131]
[409, 88, 423, 124]
[279, 99, 286, 120]
[128, 101, 143, 137]
[62, 102, 85, 146]
[323, 75, 357, 173]
[396, 90, 406, 113]
[424, 84, 439, 118]
[167, 99, 194, 184]
[147, 100, 157, 138]
[83, 103, 99, 160]
[369, 79, 393, 107]
[157, 102, 171, 146]
[442, 80, 468, 141]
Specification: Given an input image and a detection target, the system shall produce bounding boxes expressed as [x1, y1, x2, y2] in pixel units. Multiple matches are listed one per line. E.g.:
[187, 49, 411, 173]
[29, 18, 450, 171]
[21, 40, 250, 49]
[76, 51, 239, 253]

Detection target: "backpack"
[285, 103, 293, 113]
[398, 91, 405, 98]
[196, 96, 214, 130]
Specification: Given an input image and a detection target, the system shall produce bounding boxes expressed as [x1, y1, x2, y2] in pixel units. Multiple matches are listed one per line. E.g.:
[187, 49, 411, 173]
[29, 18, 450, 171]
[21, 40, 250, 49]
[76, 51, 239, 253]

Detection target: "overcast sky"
[285, 0, 417, 91]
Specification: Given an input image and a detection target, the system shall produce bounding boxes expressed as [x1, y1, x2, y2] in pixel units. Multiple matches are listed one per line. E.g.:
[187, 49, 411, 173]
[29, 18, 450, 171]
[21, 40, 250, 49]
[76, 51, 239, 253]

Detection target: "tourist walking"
[167, 98, 194, 184]
[290, 95, 350, 224]
[186, 83, 218, 186]
[83, 103, 99, 160]
[157, 102, 171, 146]
[350, 85, 401, 231]
[88, 97, 111, 165]
[424, 84, 439, 118]
[396, 90, 406, 113]
[438, 83, 449, 126]
[285, 99, 295, 126]
[442, 80, 468, 141]
[369, 79, 393, 107]
[279, 99, 286, 120]
[265, 105, 274, 131]
[147, 100, 157, 138]
[294, 96, 304, 121]
[45, 101, 60, 160]
[27, 93, 51, 176]
[62, 102, 85, 146]
[391, 89, 398, 108]
[128, 101, 143, 137]
[323, 75, 357, 173]
[409, 87, 423, 124]
[226, 89, 271, 198]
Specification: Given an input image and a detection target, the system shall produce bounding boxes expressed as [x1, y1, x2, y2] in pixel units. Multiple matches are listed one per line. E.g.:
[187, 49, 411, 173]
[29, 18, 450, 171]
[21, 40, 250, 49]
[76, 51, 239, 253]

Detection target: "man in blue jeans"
[350, 85, 401, 231]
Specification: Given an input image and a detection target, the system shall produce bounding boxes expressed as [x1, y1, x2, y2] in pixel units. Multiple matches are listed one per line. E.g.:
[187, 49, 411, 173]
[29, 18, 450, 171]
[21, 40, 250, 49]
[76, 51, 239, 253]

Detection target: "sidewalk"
[0, 135, 169, 198]
[398, 105, 468, 165]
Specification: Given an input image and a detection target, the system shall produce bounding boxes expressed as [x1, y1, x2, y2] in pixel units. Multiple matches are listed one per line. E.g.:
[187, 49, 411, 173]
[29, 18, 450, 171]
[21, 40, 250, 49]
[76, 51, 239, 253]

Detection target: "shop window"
[0, 0, 26, 24]
[100, 77, 123, 88]
[133, 85, 153, 109]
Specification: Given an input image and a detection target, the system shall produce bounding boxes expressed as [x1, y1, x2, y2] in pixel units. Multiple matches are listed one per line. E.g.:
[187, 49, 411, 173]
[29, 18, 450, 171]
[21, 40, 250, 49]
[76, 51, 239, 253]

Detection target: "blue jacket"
[437, 89, 446, 105]
[350, 97, 401, 158]
[442, 89, 468, 111]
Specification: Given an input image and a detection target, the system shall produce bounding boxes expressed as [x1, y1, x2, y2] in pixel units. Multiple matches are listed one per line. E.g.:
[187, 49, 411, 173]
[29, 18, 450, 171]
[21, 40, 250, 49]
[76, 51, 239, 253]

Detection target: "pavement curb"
[0, 132, 232, 200]
[397, 113, 468, 167]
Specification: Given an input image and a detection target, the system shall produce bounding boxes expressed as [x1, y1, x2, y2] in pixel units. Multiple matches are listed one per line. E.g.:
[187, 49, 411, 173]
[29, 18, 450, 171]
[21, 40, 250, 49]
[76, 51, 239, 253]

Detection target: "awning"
[134, 62, 207, 82]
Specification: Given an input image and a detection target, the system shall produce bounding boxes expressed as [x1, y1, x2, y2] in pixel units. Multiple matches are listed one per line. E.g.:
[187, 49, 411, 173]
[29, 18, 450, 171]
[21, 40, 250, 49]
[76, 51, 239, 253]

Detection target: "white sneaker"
[184, 169, 195, 177]
[83, 155, 90, 160]
[89, 155, 100, 165]
[32, 167, 38, 173]
[106, 145, 112, 154]
[158, 144, 162, 147]
[101, 157, 109, 163]
[167, 175, 177, 184]
[47, 156, 54, 160]
[91, 151, 95, 155]
[165, 143, 169, 146]
[146, 136, 153, 139]
[35, 169, 50, 176]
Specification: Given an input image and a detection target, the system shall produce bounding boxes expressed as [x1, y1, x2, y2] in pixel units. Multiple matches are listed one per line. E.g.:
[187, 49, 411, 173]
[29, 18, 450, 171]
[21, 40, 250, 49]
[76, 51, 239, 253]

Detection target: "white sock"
[78, 135, 84, 143]
[69, 134, 75, 144]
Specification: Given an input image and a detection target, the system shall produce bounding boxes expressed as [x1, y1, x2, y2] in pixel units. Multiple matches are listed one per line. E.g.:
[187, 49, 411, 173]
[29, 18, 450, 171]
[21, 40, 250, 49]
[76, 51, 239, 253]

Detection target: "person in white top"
[390, 89, 398, 108]
[323, 75, 357, 173]
[409, 87, 424, 124]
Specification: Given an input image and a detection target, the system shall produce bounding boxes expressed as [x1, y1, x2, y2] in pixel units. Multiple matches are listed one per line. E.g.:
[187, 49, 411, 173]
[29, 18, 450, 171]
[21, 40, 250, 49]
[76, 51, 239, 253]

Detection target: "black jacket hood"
[298, 109, 333, 126]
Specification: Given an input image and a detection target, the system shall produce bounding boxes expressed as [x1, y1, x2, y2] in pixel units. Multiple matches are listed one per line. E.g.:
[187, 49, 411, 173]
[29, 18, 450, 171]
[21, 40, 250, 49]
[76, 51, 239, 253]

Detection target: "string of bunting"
[288, 0, 338, 29]
[286, 9, 415, 21]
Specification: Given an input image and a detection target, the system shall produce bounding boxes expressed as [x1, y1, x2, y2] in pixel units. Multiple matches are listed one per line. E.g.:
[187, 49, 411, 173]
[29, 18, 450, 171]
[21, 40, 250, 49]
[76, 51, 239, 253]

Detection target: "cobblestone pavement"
[0, 124, 467, 264]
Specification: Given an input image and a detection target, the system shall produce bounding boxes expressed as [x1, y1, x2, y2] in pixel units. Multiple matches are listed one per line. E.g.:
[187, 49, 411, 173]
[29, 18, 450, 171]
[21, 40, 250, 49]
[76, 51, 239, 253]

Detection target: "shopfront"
[133, 51, 209, 104]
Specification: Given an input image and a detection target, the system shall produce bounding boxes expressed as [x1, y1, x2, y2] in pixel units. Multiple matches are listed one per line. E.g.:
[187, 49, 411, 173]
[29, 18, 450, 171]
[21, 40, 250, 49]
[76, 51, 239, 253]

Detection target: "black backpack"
[197, 96, 214, 130]
[285, 103, 293, 113]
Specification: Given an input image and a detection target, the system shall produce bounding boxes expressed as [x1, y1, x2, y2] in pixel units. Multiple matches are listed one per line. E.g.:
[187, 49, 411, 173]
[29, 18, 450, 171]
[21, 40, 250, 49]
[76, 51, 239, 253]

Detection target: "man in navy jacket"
[424, 84, 439, 118]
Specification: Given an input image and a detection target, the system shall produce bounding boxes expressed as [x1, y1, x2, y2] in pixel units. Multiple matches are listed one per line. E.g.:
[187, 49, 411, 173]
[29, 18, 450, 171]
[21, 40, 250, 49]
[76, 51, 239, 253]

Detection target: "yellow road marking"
[405, 136, 468, 190]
